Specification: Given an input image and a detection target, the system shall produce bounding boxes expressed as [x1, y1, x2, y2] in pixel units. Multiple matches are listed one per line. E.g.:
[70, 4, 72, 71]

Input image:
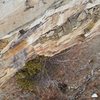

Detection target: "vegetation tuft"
[15, 56, 47, 91]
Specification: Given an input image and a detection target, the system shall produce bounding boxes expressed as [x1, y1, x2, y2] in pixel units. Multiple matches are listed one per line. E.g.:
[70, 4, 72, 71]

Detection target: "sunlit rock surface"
[0, 0, 100, 97]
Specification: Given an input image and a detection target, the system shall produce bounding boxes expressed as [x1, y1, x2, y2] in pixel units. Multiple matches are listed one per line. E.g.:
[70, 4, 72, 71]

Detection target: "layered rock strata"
[0, 0, 100, 86]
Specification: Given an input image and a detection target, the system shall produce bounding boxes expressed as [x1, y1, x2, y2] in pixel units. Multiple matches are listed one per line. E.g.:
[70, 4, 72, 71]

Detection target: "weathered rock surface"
[1, 26, 100, 100]
[0, 0, 100, 93]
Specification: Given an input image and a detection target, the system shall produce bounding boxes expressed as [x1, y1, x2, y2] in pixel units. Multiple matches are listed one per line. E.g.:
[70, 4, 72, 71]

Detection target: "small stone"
[78, 11, 87, 21]
[89, 8, 94, 15]
[91, 93, 98, 98]
[46, 31, 54, 37]
[58, 31, 63, 37]
[89, 0, 93, 3]
[62, 21, 72, 34]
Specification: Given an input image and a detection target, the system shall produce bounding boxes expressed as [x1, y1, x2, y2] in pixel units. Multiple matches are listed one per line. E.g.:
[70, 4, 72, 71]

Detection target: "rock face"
[0, 0, 100, 88]
[1, 32, 100, 100]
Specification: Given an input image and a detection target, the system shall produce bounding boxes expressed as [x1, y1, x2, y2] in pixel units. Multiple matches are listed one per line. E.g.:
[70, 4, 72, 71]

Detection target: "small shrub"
[17, 79, 34, 91]
[16, 56, 46, 91]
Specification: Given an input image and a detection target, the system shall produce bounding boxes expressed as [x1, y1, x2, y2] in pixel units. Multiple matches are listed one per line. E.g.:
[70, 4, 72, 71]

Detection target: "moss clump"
[16, 56, 46, 91]
[17, 78, 35, 91]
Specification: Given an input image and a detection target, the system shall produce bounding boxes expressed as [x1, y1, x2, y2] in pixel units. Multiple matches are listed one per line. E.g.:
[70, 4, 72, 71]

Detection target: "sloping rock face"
[1, 31, 100, 100]
[0, 0, 56, 37]
[0, 0, 100, 87]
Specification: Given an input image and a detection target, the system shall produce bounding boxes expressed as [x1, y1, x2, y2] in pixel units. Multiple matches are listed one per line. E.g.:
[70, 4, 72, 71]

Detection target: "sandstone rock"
[78, 11, 87, 21]
[0, 0, 100, 89]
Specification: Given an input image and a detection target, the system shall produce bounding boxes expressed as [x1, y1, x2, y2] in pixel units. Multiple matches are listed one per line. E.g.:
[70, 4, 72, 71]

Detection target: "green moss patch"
[15, 56, 47, 91]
